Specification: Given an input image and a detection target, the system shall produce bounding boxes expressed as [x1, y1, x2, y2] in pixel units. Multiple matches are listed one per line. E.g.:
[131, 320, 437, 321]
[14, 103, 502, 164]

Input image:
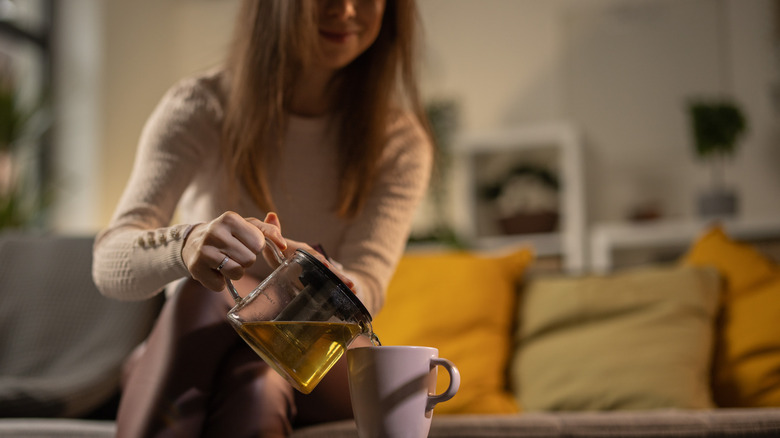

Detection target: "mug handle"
[426, 357, 460, 412]
[224, 237, 286, 305]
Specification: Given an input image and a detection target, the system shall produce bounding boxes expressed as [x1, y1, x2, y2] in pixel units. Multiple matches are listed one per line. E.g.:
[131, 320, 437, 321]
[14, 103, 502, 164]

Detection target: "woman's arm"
[92, 77, 223, 301]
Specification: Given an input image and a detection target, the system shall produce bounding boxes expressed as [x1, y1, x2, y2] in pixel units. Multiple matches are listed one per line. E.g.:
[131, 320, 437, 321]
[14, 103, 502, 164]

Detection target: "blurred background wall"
[8, 0, 776, 239]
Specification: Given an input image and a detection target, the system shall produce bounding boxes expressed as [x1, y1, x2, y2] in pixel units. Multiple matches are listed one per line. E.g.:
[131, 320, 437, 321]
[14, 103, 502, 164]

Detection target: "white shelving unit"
[451, 122, 586, 272]
[590, 217, 780, 273]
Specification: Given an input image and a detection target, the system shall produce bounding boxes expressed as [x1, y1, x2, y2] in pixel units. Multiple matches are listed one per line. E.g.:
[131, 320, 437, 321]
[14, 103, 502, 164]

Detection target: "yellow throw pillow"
[512, 265, 721, 411]
[681, 225, 774, 293]
[682, 226, 780, 407]
[712, 273, 780, 407]
[372, 247, 534, 415]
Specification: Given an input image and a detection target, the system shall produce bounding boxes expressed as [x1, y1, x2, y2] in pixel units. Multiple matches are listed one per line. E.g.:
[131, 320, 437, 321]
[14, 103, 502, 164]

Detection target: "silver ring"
[216, 256, 230, 272]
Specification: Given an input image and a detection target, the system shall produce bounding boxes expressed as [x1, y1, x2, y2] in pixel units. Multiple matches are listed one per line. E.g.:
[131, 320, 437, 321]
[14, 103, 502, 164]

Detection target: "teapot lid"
[295, 249, 373, 321]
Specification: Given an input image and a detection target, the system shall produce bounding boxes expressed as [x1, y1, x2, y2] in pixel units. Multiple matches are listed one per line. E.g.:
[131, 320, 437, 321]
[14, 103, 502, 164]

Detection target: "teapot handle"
[224, 237, 286, 305]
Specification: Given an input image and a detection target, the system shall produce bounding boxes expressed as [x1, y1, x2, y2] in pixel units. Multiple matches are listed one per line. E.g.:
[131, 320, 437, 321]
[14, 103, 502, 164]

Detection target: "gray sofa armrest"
[0, 419, 115, 438]
[0, 234, 162, 418]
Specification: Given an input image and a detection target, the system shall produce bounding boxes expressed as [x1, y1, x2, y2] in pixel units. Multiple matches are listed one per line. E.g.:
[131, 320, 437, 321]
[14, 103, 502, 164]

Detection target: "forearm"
[92, 223, 194, 301]
[92, 77, 222, 301]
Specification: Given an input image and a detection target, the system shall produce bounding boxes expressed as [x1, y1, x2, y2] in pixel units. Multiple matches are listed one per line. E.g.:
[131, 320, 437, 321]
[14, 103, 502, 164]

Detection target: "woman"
[92, 0, 433, 436]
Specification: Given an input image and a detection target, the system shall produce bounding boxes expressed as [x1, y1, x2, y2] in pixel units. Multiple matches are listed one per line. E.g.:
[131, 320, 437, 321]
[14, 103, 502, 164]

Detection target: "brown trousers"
[116, 278, 358, 438]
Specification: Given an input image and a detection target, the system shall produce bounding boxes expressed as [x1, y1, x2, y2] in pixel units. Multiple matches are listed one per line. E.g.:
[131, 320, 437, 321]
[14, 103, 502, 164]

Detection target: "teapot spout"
[359, 321, 382, 346]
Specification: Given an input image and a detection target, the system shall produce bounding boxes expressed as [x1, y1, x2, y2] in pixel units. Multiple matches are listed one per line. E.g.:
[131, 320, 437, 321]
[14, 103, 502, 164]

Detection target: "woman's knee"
[139, 278, 238, 380]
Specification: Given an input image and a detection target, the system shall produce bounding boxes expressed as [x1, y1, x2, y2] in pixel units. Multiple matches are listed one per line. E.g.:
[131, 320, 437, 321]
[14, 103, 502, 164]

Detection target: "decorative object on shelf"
[687, 98, 747, 219]
[480, 164, 560, 235]
[627, 200, 663, 223]
[453, 123, 585, 271]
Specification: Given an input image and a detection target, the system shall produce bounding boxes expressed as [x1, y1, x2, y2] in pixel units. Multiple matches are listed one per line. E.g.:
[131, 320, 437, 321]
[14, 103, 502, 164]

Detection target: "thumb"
[262, 212, 286, 264]
[263, 212, 286, 251]
[264, 212, 281, 230]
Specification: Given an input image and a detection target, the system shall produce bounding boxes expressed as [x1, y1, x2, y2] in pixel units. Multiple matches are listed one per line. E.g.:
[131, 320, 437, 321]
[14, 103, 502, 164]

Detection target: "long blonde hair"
[222, 0, 430, 218]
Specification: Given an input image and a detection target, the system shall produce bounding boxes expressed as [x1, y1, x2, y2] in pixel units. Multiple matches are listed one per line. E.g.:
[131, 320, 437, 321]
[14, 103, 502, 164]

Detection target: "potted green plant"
[688, 98, 747, 218]
[0, 68, 49, 229]
[407, 99, 464, 248]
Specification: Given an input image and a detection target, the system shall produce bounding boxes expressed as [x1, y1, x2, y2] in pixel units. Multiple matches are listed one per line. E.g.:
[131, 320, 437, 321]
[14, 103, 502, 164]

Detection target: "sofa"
[2, 226, 780, 437]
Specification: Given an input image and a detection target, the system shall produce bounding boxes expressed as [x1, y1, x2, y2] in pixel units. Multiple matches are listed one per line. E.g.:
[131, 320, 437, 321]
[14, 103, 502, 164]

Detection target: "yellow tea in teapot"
[236, 321, 363, 393]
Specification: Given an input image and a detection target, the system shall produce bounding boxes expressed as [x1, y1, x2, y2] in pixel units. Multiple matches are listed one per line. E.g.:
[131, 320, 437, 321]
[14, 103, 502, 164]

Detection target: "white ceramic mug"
[347, 346, 460, 438]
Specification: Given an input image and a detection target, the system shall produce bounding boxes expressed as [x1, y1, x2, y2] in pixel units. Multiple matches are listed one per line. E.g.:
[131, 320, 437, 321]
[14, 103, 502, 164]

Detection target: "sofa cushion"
[681, 225, 774, 292]
[512, 265, 721, 411]
[682, 225, 780, 407]
[372, 247, 533, 414]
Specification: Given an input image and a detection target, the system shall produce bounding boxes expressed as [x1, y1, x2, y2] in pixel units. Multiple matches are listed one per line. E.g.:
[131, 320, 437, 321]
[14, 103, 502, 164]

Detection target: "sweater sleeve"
[92, 78, 223, 301]
[337, 112, 434, 316]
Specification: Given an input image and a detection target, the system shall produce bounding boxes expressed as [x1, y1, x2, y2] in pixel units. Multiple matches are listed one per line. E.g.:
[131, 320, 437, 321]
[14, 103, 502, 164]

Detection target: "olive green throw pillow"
[512, 265, 721, 411]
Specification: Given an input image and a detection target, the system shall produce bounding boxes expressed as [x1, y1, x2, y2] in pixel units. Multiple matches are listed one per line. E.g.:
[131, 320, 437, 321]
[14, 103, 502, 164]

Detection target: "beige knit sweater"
[92, 70, 432, 316]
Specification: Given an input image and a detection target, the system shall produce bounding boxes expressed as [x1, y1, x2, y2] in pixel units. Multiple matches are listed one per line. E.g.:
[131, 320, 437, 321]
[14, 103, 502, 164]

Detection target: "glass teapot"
[224, 239, 378, 394]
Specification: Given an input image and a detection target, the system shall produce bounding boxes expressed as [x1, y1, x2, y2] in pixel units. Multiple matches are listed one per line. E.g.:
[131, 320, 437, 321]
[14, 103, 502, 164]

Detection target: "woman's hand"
[181, 211, 287, 291]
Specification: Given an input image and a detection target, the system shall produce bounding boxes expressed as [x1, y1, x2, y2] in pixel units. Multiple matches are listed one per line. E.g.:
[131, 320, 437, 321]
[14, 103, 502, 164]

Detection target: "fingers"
[179, 210, 356, 296]
[215, 255, 230, 272]
[245, 213, 286, 255]
[247, 212, 288, 268]
[206, 214, 262, 273]
[181, 211, 287, 292]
